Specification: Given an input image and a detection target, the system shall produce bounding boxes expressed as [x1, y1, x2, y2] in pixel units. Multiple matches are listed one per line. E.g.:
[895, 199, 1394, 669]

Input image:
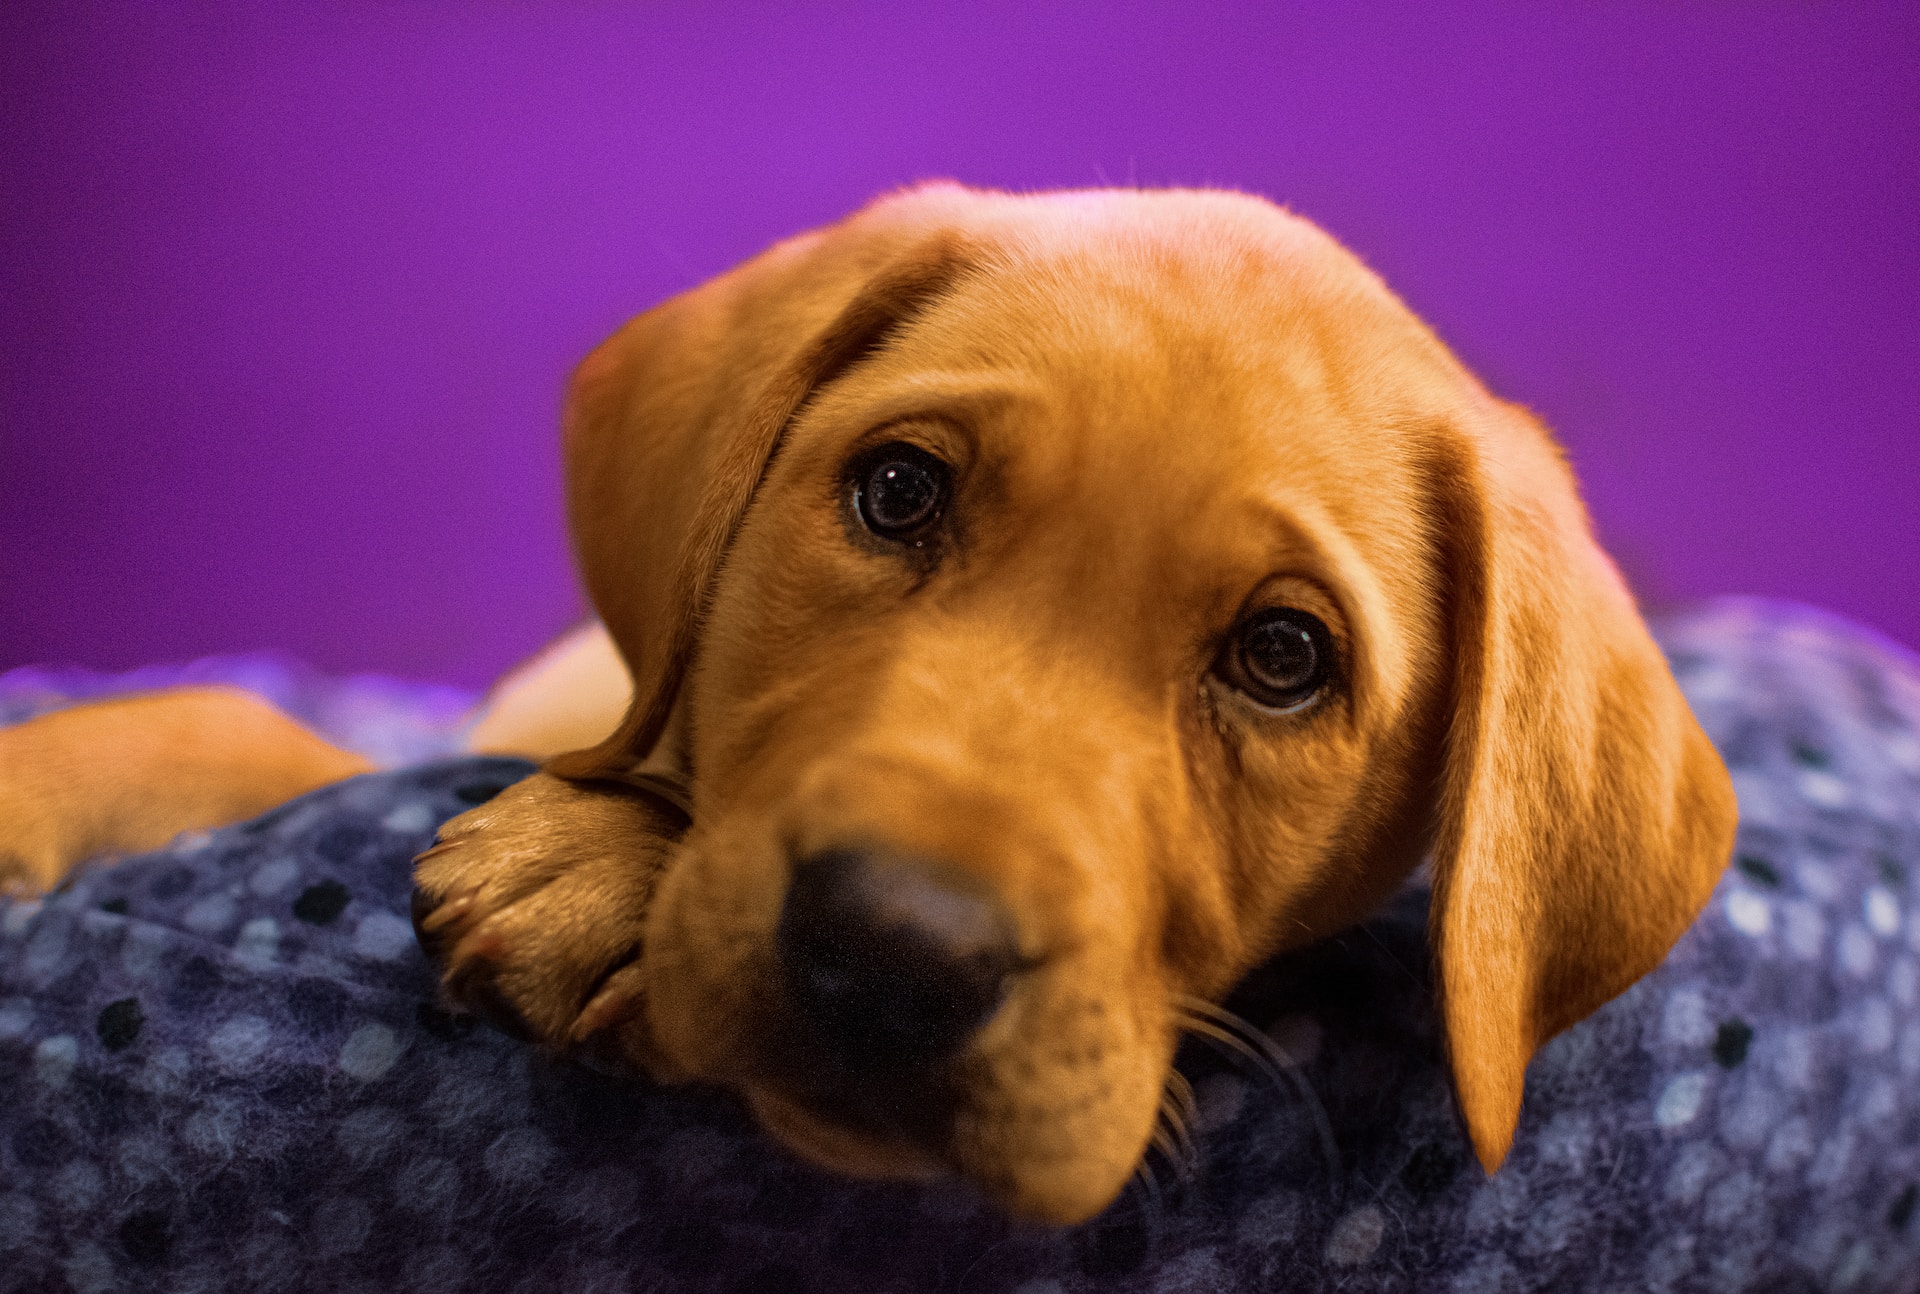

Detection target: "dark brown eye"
[1217, 608, 1334, 711]
[854, 443, 949, 539]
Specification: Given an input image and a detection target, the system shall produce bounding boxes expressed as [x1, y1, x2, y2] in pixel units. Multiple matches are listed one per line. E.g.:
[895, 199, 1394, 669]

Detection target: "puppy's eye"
[1216, 608, 1334, 711]
[853, 443, 949, 540]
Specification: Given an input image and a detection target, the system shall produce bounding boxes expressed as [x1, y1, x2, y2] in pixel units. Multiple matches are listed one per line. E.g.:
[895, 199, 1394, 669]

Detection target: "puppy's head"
[550, 185, 1735, 1223]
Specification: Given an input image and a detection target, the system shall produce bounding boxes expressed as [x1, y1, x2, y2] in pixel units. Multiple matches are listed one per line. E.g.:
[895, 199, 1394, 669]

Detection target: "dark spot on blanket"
[1891, 1183, 1917, 1234]
[99, 896, 130, 915]
[455, 779, 514, 805]
[1402, 1141, 1464, 1201]
[1736, 854, 1781, 887]
[1879, 853, 1907, 888]
[119, 1208, 172, 1266]
[1790, 741, 1829, 769]
[12, 1117, 71, 1169]
[294, 880, 351, 925]
[416, 1001, 475, 1041]
[97, 997, 144, 1051]
[1713, 1019, 1754, 1068]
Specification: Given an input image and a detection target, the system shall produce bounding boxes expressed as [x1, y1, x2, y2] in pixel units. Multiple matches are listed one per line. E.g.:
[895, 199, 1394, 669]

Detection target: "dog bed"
[2, 599, 1917, 1293]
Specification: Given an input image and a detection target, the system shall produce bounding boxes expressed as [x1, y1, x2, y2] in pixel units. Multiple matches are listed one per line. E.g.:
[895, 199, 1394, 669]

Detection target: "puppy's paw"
[411, 771, 684, 1074]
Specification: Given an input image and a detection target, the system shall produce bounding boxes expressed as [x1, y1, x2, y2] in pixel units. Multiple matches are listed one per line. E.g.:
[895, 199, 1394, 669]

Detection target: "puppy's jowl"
[1, 185, 1735, 1225]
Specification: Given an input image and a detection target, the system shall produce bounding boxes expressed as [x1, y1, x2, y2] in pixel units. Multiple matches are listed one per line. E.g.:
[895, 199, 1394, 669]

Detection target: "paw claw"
[571, 961, 648, 1042]
[449, 923, 508, 968]
[411, 878, 489, 974]
[417, 889, 477, 934]
[410, 885, 453, 962]
[441, 923, 537, 1041]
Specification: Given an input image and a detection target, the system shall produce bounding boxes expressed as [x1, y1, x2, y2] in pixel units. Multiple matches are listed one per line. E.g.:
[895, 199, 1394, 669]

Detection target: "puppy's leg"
[0, 688, 372, 892]
[412, 771, 681, 1075]
[0, 623, 667, 1063]
[0, 623, 632, 895]
[466, 620, 629, 759]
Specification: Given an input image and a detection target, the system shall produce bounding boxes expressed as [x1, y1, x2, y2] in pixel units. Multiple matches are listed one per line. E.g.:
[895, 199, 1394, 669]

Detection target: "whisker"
[1126, 1150, 1166, 1252]
[1148, 1123, 1182, 1173]
[1146, 1100, 1197, 1186]
[1160, 1068, 1200, 1181]
[1172, 994, 1342, 1177]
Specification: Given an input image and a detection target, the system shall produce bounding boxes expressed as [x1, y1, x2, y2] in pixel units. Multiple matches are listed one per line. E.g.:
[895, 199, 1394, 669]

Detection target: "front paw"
[411, 771, 684, 1073]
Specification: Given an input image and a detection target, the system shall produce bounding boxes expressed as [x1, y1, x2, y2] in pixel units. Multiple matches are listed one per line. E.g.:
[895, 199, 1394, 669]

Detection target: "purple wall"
[4, 1, 1916, 689]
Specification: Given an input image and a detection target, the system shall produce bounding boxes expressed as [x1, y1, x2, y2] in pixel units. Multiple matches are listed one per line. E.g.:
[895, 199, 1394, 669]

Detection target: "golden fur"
[0, 185, 1736, 1224]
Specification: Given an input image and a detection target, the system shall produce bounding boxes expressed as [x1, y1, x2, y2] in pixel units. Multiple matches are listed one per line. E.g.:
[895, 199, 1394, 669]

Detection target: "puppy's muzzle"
[778, 848, 1023, 1074]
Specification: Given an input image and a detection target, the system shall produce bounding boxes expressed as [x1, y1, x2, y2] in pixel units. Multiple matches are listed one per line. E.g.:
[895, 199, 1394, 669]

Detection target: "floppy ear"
[544, 186, 980, 783]
[1424, 406, 1737, 1173]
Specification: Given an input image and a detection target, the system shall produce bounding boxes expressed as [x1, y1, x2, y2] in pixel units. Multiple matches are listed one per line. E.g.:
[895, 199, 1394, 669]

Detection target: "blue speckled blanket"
[2, 600, 1918, 1293]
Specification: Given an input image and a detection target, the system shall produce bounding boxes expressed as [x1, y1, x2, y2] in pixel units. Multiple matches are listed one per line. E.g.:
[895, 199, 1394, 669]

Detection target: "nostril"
[778, 848, 1020, 1070]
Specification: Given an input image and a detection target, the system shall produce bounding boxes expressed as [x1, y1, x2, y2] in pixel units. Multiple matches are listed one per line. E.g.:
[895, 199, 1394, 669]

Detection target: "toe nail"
[450, 925, 507, 966]
[572, 966, 646, 1042]
[419, 892, 476, 934]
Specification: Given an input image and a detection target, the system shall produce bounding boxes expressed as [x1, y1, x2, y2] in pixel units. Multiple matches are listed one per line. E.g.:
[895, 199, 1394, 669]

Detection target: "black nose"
[778, 848, 1021, 1072]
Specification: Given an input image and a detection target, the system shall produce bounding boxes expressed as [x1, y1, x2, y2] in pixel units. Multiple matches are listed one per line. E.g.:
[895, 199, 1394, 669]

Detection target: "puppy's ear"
[545, 186, 981, 783]
[1424, 406, 1736, 1173]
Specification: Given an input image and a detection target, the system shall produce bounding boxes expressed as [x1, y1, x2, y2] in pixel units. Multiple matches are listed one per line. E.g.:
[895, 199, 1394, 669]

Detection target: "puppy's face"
[643, 221, 1451, 1221]
[557, 188, 1735, 1224]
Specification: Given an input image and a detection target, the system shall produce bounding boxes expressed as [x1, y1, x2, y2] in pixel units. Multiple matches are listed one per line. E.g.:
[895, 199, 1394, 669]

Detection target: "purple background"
[4, 2, 1916, 689]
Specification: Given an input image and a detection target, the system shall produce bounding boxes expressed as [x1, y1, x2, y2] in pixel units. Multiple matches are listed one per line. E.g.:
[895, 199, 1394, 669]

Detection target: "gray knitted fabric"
[1, 599, 1917, 1293]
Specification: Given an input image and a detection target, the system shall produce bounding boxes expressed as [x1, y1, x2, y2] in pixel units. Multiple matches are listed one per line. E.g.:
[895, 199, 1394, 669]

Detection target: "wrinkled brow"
[802, 371, 1048, 438]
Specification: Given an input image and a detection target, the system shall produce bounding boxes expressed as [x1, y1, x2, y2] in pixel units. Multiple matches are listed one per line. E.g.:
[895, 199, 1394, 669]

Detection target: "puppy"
[0, 184, 1736, 1225]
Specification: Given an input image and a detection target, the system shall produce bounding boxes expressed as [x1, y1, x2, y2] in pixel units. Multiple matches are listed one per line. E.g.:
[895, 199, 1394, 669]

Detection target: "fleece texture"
[1, 599, 1917, 1293]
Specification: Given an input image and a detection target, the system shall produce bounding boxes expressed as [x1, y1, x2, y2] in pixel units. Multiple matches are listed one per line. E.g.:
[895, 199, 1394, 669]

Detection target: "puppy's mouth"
[725, 844, 1023, 1180]
[644, 798, 1167, 1224]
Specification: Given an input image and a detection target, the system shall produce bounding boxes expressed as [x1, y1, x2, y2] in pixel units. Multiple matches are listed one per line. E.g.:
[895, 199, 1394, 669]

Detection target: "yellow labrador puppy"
[0, 184, 1735, 1225]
